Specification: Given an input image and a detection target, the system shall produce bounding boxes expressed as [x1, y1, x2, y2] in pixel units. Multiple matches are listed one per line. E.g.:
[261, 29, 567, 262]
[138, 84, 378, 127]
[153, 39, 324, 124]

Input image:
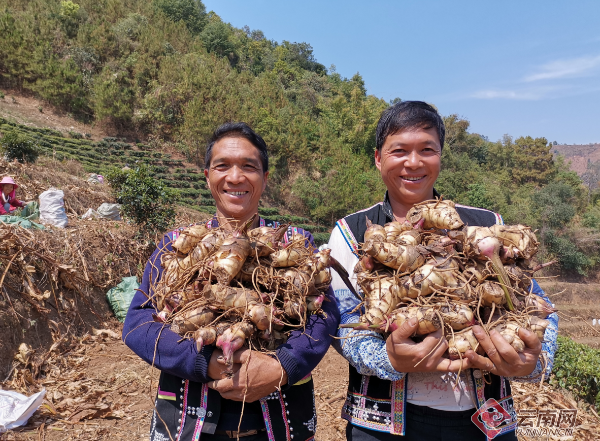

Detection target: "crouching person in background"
[123, 122, 340, 441]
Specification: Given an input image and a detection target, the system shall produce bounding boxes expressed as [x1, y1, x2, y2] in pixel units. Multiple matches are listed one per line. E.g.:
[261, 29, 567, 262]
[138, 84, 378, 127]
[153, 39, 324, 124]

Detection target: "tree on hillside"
[510, 136, 554, 185]
[200, 16, 235, 58]
[153, 0, 207, 35]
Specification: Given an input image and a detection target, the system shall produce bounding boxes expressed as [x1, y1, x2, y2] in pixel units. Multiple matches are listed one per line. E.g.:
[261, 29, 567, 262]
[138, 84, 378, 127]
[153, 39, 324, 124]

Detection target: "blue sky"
[203, 0, 600, 145]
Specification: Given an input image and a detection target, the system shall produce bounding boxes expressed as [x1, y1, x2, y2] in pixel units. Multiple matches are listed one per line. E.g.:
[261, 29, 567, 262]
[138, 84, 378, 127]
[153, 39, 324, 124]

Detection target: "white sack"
[39, 188, 68, 228]
[96, 203, 121, 221]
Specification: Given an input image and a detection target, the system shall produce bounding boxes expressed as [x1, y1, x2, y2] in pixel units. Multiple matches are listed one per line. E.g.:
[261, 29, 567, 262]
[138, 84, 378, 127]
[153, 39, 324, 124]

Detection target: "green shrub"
[258, 207, 280, 217]
[199, 206, 217, 214]
[68, 130, 83, 139]
[582, 206, 600, 229]
[106, 165, 178, 234]
[312, 232, 330, 246]
[551, 335, 600, 407]
[0, 131, 40, 163]
[543, 229, 591, 275]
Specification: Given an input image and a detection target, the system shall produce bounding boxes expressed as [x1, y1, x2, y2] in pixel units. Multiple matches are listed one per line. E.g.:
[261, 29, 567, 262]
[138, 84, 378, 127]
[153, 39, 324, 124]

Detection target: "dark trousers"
[346, 403, 518, 441]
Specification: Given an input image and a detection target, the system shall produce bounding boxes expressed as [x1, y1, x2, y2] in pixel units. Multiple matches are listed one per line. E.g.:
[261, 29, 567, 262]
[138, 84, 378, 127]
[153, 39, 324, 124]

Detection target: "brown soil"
[0, 92, 104, 141]
[539, 281, 600, 348]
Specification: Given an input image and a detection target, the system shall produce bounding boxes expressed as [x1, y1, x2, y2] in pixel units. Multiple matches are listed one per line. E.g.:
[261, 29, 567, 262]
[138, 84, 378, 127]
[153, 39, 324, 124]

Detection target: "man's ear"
[262, 171, 269, 193]
[204, 169, 211, 191]
[374, 149, 382, 172]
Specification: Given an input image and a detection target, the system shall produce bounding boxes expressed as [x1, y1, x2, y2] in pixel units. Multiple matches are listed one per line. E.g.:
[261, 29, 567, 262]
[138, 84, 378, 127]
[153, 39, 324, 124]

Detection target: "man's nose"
[226, 165, 244, 183]
[405, 150, 422, 168]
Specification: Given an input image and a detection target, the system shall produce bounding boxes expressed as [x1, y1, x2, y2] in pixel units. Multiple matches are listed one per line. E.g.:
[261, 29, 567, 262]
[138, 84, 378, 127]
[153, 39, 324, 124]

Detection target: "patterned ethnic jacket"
[328, 192, 559, 440]
[123, 217, 340, 441]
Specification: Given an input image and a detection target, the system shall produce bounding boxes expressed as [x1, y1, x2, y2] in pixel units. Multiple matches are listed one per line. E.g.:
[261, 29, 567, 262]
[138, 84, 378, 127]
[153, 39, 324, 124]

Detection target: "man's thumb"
[391, 317, 418, 340]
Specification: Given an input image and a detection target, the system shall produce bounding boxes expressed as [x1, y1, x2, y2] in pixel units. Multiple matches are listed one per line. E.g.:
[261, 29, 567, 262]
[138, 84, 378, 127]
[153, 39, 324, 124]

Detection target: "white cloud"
[524, 54, 600, 82]
[471, 89, 543, 100]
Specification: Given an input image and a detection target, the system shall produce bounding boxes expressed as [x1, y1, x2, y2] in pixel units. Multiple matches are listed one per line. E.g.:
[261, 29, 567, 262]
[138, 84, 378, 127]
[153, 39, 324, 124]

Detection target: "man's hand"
[208, 349, 288, 402]
[465, 325, 542, 377]
[207, 349, 241, 381]
[386, 317, 470, 373]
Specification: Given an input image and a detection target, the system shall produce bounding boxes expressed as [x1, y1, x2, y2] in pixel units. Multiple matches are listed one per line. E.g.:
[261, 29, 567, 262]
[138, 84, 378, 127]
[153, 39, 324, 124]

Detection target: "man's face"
[204, 137, 268, 222]
[375, 127, 441, 207]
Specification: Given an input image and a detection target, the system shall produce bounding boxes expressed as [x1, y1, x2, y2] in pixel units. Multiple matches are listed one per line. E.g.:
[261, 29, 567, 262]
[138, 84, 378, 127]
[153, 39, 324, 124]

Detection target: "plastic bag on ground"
[0, 389, 46, 433]
[39, 188, 68, 228]
[81, 208, 100, 220]
[21, 201, 39, 220]
[96, 203, 121, 221]
[0, 215, 45, 230]
[106, 276, 139, 322]
[87, 173, 101, 184]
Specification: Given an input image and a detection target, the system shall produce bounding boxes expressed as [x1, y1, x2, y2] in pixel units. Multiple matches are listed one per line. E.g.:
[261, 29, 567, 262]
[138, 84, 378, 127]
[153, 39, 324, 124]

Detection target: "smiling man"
[327, 101, 558, 441]
[123, 122, 339, 441]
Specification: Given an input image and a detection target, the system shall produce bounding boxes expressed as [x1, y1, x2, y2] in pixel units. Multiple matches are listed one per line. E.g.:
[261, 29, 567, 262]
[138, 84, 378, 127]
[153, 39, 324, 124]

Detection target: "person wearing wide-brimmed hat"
[0, 176, 26, 216]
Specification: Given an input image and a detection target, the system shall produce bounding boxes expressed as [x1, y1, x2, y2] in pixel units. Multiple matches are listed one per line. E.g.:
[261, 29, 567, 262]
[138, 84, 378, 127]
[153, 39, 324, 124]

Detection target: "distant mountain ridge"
[552, 143, 600, 190]
[552, 144, 600, 175]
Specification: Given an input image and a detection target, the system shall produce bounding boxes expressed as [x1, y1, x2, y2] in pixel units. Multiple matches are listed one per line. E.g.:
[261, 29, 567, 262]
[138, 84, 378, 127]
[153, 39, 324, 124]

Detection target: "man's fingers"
[435, 357, 471, 373]
[209, 378, 234, 392]
[465, 350, 497, 374]
[389, 317, 419, 343]
[228, 349, 251, 365]
[472, 325, 504, 365]
[518, 327, 542, 353]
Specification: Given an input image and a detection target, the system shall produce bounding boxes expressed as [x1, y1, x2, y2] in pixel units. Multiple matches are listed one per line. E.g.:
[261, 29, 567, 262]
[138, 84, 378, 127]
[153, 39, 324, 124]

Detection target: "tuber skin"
[249, 223, 289, 257]
[447, 328, 480, 360]
[489, 224, 539, 260]
[362, 240, 425, 272]
[270, 242, 310, 267]
[406, 199, 464, 230]
[172, 224, 209, 254]
[212, 220, 254, 284]
[383, 307, 441, 335]
[465, 226, 515, 310]
[525, 294, 556, 319]
[171, 307, 216, 334]
[216, 322, 255, 366]
[193, 326, 217, 352]
[365, 218, 386, 242]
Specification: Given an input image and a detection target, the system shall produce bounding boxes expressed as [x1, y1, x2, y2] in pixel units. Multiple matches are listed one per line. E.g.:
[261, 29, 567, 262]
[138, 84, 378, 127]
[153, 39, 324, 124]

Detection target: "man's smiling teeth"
[225, 191, 248, 195]
[402, 176, 425, 181]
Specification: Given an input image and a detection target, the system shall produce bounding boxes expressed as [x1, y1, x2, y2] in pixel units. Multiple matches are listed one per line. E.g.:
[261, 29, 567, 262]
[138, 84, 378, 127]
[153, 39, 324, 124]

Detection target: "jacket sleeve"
[508, 279, 558, 382]
[328, 225, 405, 381]
[122, 234, 214, 383]
[11, 199, 25, 208]
[275, 228, 341, 387]
[0, 204, 7, 215]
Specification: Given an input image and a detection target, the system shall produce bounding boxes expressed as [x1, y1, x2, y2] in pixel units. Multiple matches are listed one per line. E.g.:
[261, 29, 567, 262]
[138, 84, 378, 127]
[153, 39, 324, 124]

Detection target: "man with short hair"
[328, 101, 558, 441]
[124, 122, 339, 440]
